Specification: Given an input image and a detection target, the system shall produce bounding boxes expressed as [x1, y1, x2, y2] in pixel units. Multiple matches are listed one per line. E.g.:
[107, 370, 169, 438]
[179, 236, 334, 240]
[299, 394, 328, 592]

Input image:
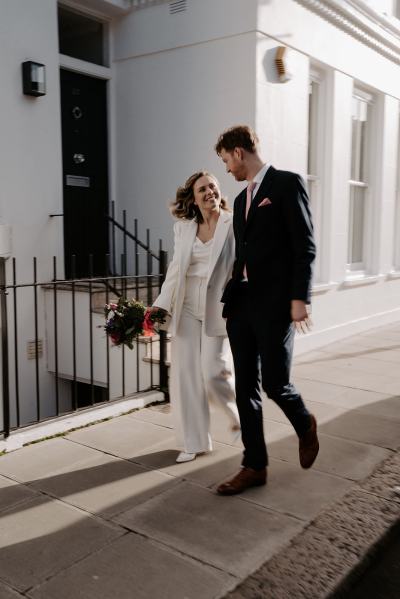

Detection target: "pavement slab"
[28, 533, 237, 599]
[133, 441, 243, 488]
[0, 437, 111, 482]
[319, 410, 400, 450]
[0, 582, 25, 598]
[225, 452, 400, 599]
[293, 362, 400, 395]
[29, 456, 179, 518]
[293, 376, 348, 403]
[268, 432, 391, 480]
[126, 403, 174, 428]
[318, 341, 400, 364]
[114, 480, 304, 578]
[295, 379, 400, 417]
[0, 475, 39, 513]
[0, 496, 123, 592]
[66, 415, 176, 459]
[343, 393, 400, 421]
[237, 459, 353, 521]
[262, 396, 348, 425]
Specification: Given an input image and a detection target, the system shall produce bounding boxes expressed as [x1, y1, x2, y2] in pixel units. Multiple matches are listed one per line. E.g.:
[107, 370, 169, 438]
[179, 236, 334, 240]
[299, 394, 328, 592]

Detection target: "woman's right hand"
[148, 306, 169, 317]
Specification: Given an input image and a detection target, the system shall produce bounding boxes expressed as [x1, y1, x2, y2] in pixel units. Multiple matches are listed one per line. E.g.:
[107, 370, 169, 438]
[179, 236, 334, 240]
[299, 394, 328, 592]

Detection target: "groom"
[215, 125, 319, 495]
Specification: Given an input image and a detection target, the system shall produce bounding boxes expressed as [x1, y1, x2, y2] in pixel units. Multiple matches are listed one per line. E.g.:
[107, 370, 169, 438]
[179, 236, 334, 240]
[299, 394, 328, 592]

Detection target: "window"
[347, 91, 373, 272]
[58, 6, 107, 66]
[306, 72, 324, 282]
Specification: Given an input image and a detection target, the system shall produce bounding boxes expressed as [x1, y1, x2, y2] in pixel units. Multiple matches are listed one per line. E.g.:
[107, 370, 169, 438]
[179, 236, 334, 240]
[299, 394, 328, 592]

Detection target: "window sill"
[311, 281, 338, 295]
[340, 274, 382, 288]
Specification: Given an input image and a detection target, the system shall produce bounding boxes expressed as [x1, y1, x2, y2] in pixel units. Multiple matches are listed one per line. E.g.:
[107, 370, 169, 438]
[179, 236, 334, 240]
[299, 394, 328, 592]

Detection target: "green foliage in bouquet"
[104, 297, 166, 350]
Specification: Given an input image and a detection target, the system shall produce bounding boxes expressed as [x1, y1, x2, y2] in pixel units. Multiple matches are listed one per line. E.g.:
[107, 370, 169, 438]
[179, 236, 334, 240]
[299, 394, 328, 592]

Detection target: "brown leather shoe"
[217, 467, 267, 495]
[299, 414, 319, 469]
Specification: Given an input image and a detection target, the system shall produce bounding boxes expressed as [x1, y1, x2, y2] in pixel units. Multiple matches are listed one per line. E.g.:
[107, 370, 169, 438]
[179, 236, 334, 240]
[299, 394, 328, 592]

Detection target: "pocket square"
[258, 197, 272, 207]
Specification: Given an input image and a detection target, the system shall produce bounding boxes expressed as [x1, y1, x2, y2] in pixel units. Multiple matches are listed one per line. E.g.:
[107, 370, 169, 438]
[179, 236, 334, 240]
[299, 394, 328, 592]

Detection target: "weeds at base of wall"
[0, 398, 169, 455]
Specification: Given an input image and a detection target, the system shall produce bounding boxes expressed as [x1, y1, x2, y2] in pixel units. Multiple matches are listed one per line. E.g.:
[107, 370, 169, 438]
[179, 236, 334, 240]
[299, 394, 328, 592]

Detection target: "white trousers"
[170, 276, 239, 453]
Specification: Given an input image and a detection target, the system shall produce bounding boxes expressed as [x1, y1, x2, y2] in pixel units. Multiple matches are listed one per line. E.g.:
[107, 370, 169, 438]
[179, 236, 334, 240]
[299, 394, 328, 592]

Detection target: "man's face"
[219, 148, 247, 182]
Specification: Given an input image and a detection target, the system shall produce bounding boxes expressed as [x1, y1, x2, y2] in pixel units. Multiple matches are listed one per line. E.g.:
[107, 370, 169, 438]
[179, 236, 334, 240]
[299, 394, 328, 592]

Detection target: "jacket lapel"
[180, 219, 197, 275]
[245, 166, 277, 227]
[235, 188, 247, 236]
[207, 212, 231, 281]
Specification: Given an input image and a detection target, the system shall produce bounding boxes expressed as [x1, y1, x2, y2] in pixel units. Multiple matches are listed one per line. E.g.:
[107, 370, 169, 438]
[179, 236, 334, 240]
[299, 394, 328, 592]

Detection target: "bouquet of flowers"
[104, 297, 166, 350]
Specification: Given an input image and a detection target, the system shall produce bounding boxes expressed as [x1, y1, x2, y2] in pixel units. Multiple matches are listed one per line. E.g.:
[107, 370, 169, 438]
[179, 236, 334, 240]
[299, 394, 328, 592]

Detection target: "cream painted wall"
[114, 32, 257, 250]
[255, 34, 309, 173]
[0, 0, 66, 427]
[112, 0, 400, 353]
[114, 0, 257, 60]
[0, 0, 64, 282]
[257, 0, 400, 98]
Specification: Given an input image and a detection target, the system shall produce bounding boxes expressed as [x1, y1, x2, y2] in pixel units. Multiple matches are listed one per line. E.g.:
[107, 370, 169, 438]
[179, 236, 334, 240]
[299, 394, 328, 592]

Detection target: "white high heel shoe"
[176, 451, 197, 463]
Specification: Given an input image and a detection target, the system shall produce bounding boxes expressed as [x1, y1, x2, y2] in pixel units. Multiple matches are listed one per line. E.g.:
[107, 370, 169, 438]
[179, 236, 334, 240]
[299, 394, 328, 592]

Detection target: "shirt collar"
[252, 163, 270, 185]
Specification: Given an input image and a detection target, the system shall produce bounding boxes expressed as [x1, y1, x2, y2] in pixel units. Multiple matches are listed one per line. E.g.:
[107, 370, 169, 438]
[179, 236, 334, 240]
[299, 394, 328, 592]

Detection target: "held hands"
[291, 300, 313, 334]
[147, 306, 169, 317]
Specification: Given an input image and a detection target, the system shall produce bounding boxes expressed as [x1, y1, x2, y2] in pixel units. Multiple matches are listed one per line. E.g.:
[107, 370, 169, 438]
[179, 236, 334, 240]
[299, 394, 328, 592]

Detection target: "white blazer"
[153, 211, 235, 337]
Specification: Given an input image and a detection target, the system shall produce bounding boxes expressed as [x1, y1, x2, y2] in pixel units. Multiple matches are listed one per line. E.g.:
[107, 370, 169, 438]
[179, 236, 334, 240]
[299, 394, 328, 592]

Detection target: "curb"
[223, 450, 400, 599]
[0, 390, 164, 453]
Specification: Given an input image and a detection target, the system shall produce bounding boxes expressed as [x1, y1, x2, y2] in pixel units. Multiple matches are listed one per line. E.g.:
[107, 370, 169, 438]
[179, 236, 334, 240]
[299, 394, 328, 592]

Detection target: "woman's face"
[193, 175, 221, 215]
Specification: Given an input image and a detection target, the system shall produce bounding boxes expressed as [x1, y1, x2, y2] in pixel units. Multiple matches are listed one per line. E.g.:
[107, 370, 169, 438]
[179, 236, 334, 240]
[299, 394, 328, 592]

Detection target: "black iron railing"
[0, 248, 169, 439]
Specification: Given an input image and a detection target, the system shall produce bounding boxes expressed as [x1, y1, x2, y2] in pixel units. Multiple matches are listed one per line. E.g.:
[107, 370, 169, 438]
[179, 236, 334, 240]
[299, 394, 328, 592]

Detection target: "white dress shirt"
[242, 163, 271, 281]
[250, 163, 270, 198]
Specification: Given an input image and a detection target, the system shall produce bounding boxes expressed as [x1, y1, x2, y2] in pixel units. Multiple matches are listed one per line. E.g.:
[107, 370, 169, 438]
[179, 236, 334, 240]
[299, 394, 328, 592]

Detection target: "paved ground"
[0, 323, 399, 598]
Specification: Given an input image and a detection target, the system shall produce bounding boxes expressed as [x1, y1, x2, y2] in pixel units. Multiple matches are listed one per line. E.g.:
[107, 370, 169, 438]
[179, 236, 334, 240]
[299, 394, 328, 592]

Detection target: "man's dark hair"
[215, 125, 259, 155]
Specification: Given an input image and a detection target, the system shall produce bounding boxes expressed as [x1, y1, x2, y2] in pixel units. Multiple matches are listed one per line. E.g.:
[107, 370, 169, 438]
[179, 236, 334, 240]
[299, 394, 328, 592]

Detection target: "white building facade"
[1, 0, 400, 429]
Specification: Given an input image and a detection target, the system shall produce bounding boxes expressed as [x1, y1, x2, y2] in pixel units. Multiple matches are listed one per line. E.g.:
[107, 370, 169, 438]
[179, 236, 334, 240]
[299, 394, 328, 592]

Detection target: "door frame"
[59, 52, 114, 274]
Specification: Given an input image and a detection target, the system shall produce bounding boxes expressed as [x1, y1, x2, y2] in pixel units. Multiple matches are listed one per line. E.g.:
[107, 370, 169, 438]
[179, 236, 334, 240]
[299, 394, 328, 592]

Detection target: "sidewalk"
[0, 324, 399, 599]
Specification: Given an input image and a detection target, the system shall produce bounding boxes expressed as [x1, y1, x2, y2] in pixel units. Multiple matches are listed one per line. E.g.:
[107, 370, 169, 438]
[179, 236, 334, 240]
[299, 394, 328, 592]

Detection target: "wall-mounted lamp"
[275, 47, 292, 83]
[22, 61, 46, 96]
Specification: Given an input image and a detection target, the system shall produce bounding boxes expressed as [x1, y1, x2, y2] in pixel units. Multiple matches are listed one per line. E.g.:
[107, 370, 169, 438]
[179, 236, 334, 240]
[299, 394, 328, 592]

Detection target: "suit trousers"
[170, 276, 239, 454]
[226, 283, 311, 470]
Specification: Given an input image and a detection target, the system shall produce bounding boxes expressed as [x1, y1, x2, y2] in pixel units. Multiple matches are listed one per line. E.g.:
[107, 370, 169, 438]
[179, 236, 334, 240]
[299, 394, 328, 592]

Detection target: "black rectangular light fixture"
[22, 61, 46, 96]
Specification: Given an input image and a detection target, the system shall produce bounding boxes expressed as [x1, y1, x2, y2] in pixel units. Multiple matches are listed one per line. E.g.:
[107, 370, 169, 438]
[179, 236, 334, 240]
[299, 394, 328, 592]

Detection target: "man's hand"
[147, 306, 169, 318]
[291, 300, 312, 334]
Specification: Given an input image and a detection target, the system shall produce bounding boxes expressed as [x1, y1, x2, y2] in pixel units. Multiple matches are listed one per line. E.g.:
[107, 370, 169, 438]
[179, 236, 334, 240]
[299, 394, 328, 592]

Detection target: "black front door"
[60, 69, 109, 278]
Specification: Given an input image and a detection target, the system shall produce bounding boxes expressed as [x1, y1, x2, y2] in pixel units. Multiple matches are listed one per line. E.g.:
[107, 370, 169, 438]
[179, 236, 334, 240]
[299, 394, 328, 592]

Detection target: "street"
[344, 528, 400, 599]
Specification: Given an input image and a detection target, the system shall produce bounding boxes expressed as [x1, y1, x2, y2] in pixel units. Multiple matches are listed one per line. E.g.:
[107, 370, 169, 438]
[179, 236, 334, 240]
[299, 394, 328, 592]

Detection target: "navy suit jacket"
[221, 166, 316, 317]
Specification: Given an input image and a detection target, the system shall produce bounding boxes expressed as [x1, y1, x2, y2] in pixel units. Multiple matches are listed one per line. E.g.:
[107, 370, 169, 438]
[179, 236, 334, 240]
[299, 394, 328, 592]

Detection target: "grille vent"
[27, 339, 43, 360]
[170, 0, 187, 14]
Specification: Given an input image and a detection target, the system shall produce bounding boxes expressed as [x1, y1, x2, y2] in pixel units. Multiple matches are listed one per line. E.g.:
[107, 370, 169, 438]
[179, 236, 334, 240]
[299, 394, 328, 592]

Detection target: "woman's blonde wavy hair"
[170, 171, 230, 223]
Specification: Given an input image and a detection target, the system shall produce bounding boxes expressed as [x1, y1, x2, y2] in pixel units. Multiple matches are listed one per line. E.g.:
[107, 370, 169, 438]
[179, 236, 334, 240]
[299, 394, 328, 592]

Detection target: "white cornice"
[294, 0, 400, 65]
[347, 0, 400, 38]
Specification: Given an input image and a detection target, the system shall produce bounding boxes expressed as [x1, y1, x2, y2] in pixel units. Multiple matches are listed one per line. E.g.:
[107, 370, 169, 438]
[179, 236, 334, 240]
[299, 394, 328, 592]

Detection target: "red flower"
[110, 332, 121, 344]
[142, 310, 155, 337]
